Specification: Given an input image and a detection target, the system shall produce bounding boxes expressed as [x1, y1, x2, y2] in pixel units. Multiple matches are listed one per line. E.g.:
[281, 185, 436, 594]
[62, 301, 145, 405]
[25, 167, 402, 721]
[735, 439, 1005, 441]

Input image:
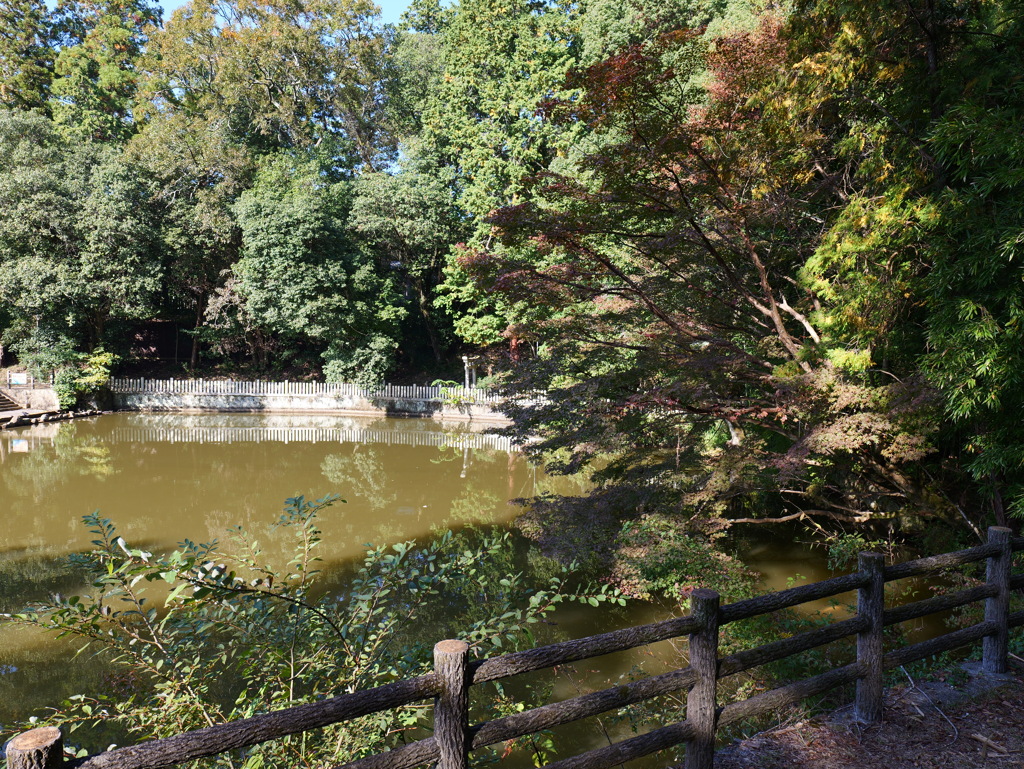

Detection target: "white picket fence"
[109, 378, 505, 405]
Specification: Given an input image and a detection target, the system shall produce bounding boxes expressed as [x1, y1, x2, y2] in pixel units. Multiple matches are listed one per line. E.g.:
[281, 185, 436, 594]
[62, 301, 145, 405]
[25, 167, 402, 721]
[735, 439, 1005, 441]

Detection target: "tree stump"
[6, 727, 64, 769]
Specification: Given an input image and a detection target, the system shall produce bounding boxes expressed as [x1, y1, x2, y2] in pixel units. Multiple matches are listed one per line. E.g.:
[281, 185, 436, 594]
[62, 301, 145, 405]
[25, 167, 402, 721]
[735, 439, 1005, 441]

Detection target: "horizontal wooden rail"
[469, 613, 700, 684]
[9, 527, 1021, 769]
[335, 735, 437, 769]
[471, 665, 697, 749]
[539, 720, 696, 769]
[718, 661, 864, 728]
[883, 584, 998, 626]
[882, 620, 998, 669]
[719, 571, 869, 624]
[718, 615, 868, 679]
[69, 675, 437, 769]
[884, 542, 1001, 580]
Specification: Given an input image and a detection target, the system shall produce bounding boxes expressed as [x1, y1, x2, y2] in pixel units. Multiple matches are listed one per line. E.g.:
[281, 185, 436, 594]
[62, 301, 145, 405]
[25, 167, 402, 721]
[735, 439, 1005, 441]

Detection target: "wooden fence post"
[6, 727, 64, 768]
[984, 526, 1012, 674]
[855, 551, 885, 723]
[685, 589, 720, 769]
[434, 639, 470, 769]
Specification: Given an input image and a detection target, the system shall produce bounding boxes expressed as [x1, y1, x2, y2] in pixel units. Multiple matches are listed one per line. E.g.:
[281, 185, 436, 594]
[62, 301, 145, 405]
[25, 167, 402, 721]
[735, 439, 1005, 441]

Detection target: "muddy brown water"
[0, 412, 884, 764]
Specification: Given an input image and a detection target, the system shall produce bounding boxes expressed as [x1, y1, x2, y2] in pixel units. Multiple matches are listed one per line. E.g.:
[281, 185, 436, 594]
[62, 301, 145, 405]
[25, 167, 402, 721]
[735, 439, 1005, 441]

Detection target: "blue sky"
[158, 0, 411, 26]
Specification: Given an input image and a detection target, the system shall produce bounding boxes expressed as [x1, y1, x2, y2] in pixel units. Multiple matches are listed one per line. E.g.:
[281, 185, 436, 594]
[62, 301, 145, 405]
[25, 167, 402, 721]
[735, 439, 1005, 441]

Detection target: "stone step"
[0, 391, 24, 411]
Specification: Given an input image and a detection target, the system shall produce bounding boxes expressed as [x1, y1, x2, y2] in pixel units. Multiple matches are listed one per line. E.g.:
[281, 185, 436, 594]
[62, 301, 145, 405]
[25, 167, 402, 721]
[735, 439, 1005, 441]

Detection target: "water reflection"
[0, 413, 534, 568]
[0, 414, 558, 726]
[0, 414, 663, 764]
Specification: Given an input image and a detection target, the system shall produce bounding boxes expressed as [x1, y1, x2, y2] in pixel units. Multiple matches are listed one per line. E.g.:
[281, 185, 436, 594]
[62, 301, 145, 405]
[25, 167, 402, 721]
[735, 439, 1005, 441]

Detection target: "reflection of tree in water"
[0, 551, 88, 612]
[444, 483, 504, 528]
[0, 422, 115, 503]
[435, 448, 514, 528]
[320, 446, 397, 511]
[319, 443, 530, 538]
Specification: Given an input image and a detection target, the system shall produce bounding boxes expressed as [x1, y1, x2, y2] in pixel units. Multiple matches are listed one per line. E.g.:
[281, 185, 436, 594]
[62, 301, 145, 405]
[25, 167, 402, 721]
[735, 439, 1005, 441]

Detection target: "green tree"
[0, 109, 162, 366]
[137, 0, 390, 163]
[788, 0, 1024, 526]
[125, 0, 400, 372]
[350, 147, 466, 365]
[0, 0, 56, 110]
[50, 0, 160, 142]
[420, 0, 581, 222]
[417, 0, 585, 346]
[228, 153, 405, 383]
[919, 2, 1024, 522]
[428, 0, 760, 349]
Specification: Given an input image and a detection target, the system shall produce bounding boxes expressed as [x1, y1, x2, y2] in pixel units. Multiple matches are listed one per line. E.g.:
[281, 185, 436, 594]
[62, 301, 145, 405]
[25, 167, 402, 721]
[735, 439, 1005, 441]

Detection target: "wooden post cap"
[434, 639, 470, 655]
[6, 726, 64, 769]
[690, 588, 720, 601]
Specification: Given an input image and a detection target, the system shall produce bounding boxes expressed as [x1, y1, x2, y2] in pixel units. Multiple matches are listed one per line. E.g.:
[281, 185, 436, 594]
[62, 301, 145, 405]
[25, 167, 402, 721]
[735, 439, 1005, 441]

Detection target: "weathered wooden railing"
[7, 527, 1023, 769]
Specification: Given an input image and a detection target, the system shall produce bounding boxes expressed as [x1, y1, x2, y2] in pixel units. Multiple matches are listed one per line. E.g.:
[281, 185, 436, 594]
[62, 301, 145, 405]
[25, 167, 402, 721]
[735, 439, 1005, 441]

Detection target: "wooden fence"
[109, 378, 507, 405]
[7, 527, 1023, 769]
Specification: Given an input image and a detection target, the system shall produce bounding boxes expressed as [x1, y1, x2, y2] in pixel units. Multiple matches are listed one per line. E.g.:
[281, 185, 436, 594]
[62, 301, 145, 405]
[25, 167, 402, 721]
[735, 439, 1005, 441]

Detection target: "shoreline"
[0, 408, 111, 430]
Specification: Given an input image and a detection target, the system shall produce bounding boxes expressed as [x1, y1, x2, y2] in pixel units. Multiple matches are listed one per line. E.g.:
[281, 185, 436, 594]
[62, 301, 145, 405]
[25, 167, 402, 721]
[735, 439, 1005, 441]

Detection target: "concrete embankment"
[0, 386, 59, 411]
[3, 380, 513, 424]
[0, 385, 100, 429]
[111, 391, 511, 424]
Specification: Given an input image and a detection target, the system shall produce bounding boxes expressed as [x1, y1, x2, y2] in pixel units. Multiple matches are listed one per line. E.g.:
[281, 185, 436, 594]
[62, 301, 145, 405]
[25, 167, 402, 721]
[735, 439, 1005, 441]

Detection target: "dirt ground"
[715, 661, 1024, 769]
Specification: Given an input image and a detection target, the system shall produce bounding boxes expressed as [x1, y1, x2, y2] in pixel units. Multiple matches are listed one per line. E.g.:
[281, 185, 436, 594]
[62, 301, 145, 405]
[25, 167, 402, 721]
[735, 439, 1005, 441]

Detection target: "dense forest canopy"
[2, 0, 1024, 543]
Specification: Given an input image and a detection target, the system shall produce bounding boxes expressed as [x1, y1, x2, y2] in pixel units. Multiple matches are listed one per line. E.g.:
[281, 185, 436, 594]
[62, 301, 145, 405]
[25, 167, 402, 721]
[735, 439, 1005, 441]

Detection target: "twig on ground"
[971, 734, 1008, 755]
[900, 666, 959, 745]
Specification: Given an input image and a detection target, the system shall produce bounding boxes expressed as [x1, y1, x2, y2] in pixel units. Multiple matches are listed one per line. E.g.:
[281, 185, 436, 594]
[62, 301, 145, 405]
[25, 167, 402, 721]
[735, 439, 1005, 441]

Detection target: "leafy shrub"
[50, 349, 117, 410]
[9, 496, 621, 766]
[52, 367, 81, 410]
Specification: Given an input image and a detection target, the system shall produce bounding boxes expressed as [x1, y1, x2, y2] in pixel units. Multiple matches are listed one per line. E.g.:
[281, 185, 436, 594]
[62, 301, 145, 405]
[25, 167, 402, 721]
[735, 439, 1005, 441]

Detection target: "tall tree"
[128, 0, 396, 372]
[50, 0, 160, 141]
[350, 148, 467, 365]
[421, 0, 582, 223]
[226, 152, 405, 383]
[137, 0, 389, 163]
[0, 110, 162, 365]
[919, 1, 1024, 523]
[417, 0, 585, 346]
[0, 0, 56, 110]
[468, 17, 939, 541]
[790, 0, 1024, 526]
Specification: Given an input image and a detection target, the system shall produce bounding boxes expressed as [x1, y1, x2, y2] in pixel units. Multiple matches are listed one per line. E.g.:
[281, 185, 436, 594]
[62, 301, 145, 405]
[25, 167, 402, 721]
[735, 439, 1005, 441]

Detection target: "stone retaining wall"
[0, 386, 59, 410]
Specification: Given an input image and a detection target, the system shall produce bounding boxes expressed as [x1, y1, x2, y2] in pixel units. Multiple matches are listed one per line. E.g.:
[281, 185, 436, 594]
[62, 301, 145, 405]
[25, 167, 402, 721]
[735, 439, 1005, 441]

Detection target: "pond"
[0, 411, 851, 764]
[0, 415, 675, 749]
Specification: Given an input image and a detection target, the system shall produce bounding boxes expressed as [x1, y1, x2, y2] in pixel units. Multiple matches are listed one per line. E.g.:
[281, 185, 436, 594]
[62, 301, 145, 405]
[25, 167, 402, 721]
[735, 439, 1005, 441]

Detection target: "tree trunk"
[990, 472, 1008, 528]
[414, 280, 443, 364]
[190, 299, 205, 371]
